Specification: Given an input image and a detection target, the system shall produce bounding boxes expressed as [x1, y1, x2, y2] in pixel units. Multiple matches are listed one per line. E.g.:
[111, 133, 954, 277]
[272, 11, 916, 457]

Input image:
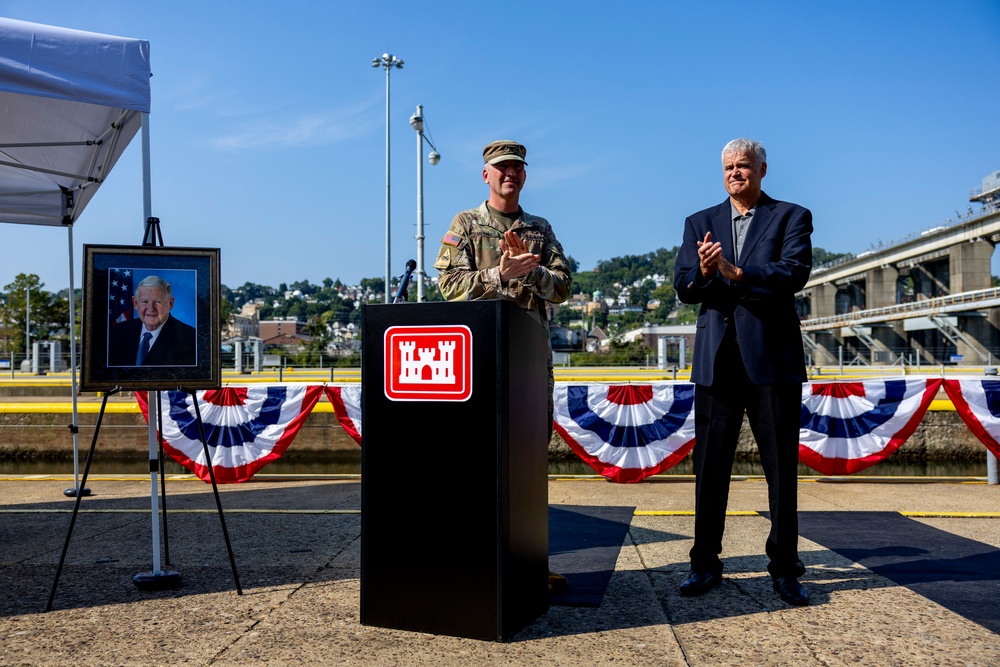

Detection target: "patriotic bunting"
[942, 379, 1000, 459]
[798, 378, 942, 475]
[131, 377, 988, 483]
[553, 383, 696, 483]
[137, 385, 322, 483]
[324, 385, 362, 445]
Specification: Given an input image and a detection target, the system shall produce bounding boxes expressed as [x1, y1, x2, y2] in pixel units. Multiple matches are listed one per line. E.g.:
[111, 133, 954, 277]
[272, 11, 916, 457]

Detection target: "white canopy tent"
[0, 18, 151, 494]
[0, 17, 150, 226]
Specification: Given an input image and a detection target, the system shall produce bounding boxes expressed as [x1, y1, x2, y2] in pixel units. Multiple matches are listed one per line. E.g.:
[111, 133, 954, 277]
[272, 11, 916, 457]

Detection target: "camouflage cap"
[483, 140, 527, 166]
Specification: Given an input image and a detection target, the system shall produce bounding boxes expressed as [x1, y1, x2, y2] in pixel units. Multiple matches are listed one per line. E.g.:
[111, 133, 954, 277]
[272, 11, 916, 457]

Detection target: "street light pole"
[409, 105, 441, 302]
[372, 53, 404, 303]
[25, 283, 30, 370]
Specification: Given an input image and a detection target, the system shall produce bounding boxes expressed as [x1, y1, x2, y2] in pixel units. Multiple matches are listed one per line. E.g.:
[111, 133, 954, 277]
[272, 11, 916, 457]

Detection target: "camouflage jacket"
[433, 202, 572, 327]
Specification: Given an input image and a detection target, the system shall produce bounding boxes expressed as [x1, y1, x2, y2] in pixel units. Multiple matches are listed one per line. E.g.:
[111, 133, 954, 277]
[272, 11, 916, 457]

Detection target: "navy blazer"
[107, 315, 197, 367]
[674, 192, 812, 386]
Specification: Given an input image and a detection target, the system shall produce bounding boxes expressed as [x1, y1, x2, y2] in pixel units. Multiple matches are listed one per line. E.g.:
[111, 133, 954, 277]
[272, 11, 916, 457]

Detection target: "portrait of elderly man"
[107, 274, 197, 367]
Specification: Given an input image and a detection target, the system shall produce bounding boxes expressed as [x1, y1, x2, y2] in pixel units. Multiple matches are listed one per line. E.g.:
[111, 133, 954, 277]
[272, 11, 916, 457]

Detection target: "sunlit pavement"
[1, 475, 998, 666]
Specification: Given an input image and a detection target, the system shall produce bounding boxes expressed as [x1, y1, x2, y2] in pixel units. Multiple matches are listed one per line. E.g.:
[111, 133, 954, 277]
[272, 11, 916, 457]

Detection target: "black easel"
[47, 389, 119, 611]
[46, 218, 241, 610]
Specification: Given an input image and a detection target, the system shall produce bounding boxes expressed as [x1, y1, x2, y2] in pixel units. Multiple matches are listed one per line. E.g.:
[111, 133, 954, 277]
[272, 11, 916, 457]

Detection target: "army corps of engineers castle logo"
[384, 325, 473, 401]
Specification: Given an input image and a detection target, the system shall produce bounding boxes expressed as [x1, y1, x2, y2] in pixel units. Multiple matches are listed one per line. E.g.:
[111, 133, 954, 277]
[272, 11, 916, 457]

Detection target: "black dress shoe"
[773, 576, 809, 606]
[548, 570, 569, 595]
[679, 570, 721, 596]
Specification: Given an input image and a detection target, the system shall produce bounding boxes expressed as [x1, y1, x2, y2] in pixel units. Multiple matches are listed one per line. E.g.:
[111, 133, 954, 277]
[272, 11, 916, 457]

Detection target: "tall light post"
[372, 53, 404, 303]
[25, 283, 30, 370]
[409, 105, 441, 302]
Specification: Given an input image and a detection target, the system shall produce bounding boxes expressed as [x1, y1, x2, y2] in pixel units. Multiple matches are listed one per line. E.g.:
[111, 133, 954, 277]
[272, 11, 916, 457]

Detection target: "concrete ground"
[1, 474, 999, 666]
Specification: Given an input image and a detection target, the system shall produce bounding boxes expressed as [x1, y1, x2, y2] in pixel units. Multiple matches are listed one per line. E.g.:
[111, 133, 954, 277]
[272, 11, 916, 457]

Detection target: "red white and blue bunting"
[943, 379, 1000, 459]
[137, 385, 322, 483]
[552, 383, 696, 483]
[324, 385, 362, 446]
[798, 378, 941, 475]
[134, 378, 992, 483]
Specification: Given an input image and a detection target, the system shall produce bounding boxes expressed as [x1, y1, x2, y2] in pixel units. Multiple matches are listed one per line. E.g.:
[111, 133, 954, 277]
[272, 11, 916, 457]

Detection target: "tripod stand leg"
[47, 390, 116, 611]
[190, 392, 243, 595]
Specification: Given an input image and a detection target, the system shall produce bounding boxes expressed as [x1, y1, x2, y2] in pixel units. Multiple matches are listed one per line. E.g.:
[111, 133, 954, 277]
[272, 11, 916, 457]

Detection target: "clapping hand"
[696, 231, 742, 281]
[499, 229, 540, 282]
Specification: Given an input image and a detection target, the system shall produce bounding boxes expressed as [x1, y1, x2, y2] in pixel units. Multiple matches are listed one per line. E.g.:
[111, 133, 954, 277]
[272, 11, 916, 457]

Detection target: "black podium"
[361, 300, 549, 641]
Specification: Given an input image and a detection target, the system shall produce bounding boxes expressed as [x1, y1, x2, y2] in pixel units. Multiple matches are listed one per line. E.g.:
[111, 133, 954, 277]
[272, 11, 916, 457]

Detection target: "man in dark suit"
[674, 138, 813, 606]
[107, 275, 197, 367]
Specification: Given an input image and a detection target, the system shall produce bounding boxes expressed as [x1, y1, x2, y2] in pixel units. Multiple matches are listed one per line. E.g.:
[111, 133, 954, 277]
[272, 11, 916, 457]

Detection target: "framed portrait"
[81, 245, 221, 391]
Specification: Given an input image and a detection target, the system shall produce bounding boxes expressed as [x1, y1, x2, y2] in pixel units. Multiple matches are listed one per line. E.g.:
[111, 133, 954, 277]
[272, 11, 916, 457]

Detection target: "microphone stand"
[393, 259, 417, 304]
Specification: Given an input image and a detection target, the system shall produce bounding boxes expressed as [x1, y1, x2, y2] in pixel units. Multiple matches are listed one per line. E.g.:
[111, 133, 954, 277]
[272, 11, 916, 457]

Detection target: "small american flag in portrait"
[108, 268, 134, 324]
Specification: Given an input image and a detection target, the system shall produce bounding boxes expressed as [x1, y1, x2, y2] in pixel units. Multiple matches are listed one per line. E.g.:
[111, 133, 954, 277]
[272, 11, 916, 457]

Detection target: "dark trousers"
[690, 334, 805, 579]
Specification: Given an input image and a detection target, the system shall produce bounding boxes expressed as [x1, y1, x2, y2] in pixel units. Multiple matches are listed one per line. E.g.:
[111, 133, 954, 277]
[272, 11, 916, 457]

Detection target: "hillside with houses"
[0, 246, 848, 367]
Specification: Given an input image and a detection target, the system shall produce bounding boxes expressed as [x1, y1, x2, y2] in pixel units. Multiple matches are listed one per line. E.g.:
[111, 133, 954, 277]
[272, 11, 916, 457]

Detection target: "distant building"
[586, 327, 609, 352]
[608, 305, 644, 316]
[585, 300, 608, 317]
[549, 325, 582, 351]
[261, 332, 311, 351]
[620, 324, 696, 351]
[259, 318, 307, 341]
[225, 302, 260, 340]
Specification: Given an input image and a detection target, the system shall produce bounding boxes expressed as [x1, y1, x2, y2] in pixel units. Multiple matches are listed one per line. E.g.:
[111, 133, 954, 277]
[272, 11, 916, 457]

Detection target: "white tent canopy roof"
[0, 17, 150, 226]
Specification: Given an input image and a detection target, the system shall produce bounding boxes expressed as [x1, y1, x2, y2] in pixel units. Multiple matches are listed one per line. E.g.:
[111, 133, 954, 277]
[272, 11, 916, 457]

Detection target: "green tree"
[359, 277, 385, 301]
[650, 283, 677, 321]
[813, 247, 849, 266]
[301, 314, 331, 363]
[220, 295, 232, 335]
[0, 274, 67, 355]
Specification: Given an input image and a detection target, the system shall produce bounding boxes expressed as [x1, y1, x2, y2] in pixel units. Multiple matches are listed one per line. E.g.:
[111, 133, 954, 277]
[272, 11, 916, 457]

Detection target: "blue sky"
[1, 1, 998, 293]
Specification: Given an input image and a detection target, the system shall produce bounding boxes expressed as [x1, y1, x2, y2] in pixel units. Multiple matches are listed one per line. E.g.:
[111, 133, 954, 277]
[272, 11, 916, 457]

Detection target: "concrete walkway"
[1, 475, 998, 666]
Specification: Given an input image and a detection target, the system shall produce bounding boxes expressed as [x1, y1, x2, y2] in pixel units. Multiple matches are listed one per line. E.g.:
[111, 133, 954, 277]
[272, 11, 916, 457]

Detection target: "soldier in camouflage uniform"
[434, 140, 572, 594]
[433, 140, 572, 432]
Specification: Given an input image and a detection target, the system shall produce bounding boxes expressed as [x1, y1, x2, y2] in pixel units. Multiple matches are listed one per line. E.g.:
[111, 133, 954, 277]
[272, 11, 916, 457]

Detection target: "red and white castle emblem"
[384, 325, 473, 401]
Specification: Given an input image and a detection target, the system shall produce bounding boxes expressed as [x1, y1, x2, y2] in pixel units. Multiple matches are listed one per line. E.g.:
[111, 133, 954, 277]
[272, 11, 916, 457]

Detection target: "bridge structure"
[797, 170, 1000, 366]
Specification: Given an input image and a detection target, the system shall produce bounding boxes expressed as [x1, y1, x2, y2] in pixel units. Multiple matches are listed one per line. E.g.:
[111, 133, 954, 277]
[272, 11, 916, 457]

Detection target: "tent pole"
[142, 112, 152, 220]
[62, 223, 87, 497]
[141, 113, 159, 570]
[140, 112, 169, 581]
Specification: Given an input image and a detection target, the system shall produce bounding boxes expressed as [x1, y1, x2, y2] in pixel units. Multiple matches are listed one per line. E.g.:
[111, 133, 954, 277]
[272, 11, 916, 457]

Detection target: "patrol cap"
[483, 140, 527, 166]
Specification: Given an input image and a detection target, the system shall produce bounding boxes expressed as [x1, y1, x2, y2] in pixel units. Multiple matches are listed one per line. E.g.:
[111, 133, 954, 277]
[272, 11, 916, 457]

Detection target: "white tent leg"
[142, 112, 161, 573]
[64, 224, 85, 496]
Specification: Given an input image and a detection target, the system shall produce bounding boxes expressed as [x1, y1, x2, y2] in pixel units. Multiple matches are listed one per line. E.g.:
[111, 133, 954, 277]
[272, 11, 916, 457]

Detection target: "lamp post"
[409, 105, 441, 302]
[25, 284, 30, 370]
[372, 53, 404, 303]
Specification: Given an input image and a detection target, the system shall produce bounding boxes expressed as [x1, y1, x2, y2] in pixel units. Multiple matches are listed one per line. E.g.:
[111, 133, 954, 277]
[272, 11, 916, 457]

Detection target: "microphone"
[394, 259, 417, 303]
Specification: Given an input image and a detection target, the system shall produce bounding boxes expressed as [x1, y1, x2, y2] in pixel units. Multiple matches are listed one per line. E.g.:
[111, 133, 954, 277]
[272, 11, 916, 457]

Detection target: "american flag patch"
[442, 232, 462, 247]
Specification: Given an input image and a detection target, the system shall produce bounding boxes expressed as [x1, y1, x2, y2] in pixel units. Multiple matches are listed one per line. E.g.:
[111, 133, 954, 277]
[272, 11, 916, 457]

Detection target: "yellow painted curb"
[901, 511, 1000, 518]
[634, 510, 760, 516]
[0, 508, 361, 514]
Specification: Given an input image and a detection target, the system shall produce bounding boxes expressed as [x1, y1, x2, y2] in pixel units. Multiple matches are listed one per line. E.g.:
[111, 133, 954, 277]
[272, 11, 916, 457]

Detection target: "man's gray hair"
[722, 138, 766, 167]
[135, 275, 172, 297]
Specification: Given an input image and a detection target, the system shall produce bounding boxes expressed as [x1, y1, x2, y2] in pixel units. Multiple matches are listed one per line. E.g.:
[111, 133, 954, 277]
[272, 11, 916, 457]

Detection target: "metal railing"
[801, 287, 1000, 331]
